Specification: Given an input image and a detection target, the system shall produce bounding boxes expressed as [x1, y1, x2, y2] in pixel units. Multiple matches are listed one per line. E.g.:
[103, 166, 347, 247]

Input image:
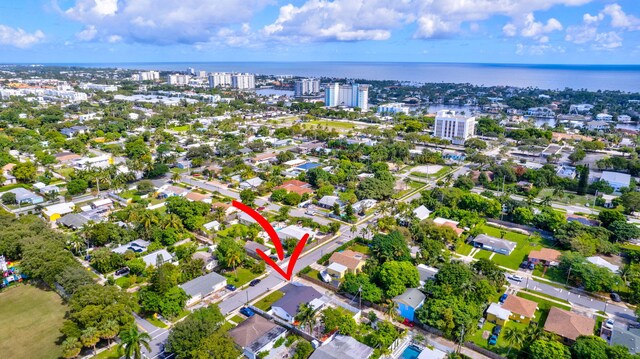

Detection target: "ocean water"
[64, 62, 640, 92]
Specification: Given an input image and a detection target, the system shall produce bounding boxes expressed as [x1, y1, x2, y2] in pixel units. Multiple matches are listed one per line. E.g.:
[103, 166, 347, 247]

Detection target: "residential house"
[60, 125, 88, 138]
[328, 250, 367, 275]
[486, 303, 511, 326]
[601, 171, 631, 192]
[157, 185, 189, 198]
[295, 162, 321, 172]
[4, 188, 43, 204]
[318, 195, 343, 209]
[393, 288, 426, 322]
[326, 262, 348, 279]
[141, 249, 176, 267]
[272, 284, 324, 323]
[585, 120, 609, 130]
[295, 141, 326, 154]
[176, 160, 191, 169]
[275, 180, 314, 196]
[397, 205, 432, 226]
[501, 295, 538, 324]
[283, 159, 307, 168]
[43, 202, 75, 222]
[112, 240, 151, 254]
[587, 256, 620, 273]
[179, 271, 227, 306]
[433, 217, 465, 236]
[192, 251, 218, 271]
[250, 152, 277, 166]
[528, 248, 562, 266]
[73, 155, 112, 170]
[55, 152, 82, 164]
[38, 185, 60, 195]
[352, 199, 377, 214]
[237, 211, 255, 226]
[610, 326, 640, 354]
[203, 220, 221, 232]
[543, 307, 595, 344]
[239, 177, 264, 190]
[91, 198, 113, 209]
[185, 191, 211, 203]
[228, 315, 287, 359]
[309, 334, 374, 359]
[57, 213, 91, 230]
[211, 202, 237, 221]
[470, 234, 517, 255]
[601, 194, 617, 209]
[279, 225, 314, 242]
[244, 241, 271, 259]
[417, 264, 439, 286]
[557, 166, 577, 179]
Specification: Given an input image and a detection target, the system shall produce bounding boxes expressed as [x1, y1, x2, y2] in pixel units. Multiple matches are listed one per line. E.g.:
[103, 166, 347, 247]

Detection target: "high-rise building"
[324, 83, 370, 111]
[198, 70, 207, 78]
[231, 73, 255, 90]
[433, 110, 476, 145]
[294, 78, 320, 97]
[377, 103, 410, 115]
[208, 72, 232, 88]
[132, 71, 160, 81]
[166, 74, 191, 86]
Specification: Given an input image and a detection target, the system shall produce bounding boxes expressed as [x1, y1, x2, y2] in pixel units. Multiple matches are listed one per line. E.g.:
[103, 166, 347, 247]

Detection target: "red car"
[257, 206, 266, 211]
[402, 318, 415, 327]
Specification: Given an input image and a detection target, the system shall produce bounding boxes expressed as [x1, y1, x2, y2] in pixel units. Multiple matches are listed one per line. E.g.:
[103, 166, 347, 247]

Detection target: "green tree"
[503, 327, 525, 357]
[239, 189, 257, 207]
[621, 191, 640, 214]
[376, 261, 420, 298]
[295, 303, 318, 335]
[529, 340, 571, 359]
[370, 231, 411, 263]
[569, 148, 586, 164]
[577, 166, 590, 195]
[293, 340, 313, 359]
[67, 178, 89, 196]
[598, 209, 625, 228]
[61, 337, 82, 359]
[118, 326, 152, 359]
[1, 192, 16, 204]
[12, 161, 37, 183]
[80, 327, 100, 355]
[609, 220, 640, 242]
[166, 306, 228, 359]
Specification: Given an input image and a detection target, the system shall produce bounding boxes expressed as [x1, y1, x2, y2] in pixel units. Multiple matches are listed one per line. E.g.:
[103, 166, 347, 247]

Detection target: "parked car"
[488, 335, 497, 345]
[492, 325, 502, 336]
[508, 274, 523, 282]
[225, 284, 237, 291]
[604, 319, 615, 329]
[402, 318, 415, 327]
[249, 279, 261, 286]
[499, 294, 508, 303]
[320, 271, 332, 283]
[528, 262, 536, 270]
[478, 317, 486, 329]
[520, 261, 529, 269]
[269, 255, 279, 262]
[239, 307, 255, 317]
[257, 206, 266, 211]
[611, 292, 622, 302]
[115, 267, 130, 276]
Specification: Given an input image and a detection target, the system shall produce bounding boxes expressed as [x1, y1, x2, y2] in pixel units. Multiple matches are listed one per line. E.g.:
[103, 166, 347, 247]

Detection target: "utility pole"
[566, 265, 572, 285]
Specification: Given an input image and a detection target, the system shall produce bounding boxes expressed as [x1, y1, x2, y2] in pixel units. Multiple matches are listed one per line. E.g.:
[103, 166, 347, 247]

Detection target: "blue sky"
[0, 0, 639, 64]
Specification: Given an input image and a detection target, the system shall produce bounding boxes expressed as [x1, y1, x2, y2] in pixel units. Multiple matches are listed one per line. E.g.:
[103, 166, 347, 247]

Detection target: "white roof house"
[142, 249, 176, 267]
[600, 171, 631, 192]
[279, 225, 314, 241]
[587, 256, 620, 273]
[413, 205, 432, 221]
[43, 202, 75, 220]
[486, 303, 511, 321]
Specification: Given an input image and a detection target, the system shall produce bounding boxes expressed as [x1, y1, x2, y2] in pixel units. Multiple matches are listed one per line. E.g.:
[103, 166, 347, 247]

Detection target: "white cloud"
[503, 13, 563, 42]
[0, 25, 45, 48]
[61, 0, 270, 45]
[565, 4, 637, 50]
[262, 0, 591, 43]
[516, 42, 565, 55]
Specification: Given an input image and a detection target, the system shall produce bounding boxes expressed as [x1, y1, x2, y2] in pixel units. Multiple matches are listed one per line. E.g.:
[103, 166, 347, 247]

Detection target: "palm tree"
[61, 337, 82, 359]
[350, 225, 357, 238]
[540, 195, 552, 207]
[80, 326, 100, 355]
[385, 299, 398, 321]
[171, 171, 181, 182]
[99, 320, 120, 347]
[295, 303, 317, 335]
[226, 249, 242, 280]
[162, 213, 183, 230]
[118, 326, 151, 359]
[503, 327, 525, 357]
[67, 235, 86, 255]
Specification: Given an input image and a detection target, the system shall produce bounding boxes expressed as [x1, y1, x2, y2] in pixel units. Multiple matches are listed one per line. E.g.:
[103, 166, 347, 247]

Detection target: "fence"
[464, 342, 506, 359]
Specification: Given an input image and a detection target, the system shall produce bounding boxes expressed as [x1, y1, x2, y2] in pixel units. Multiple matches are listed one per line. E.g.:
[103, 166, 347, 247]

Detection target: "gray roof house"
[417, 264, 439, 286]
[57, 213, 91, 230]
[179, 271, 227, 306]
[272, 285, 324, 323]
[318, 195, 342, 209]
[228, 315, 287, 359]
[239, 177, 264, 190]
[5, 188, 44, 204]
[111, 239, 151, 254]
[309, 334, 373, 359]
[393, 288, 426, 321]
[471, 234, 517, 255]
[611, 326, 640, 354]
[244, 241, 271, 258]
[141, 249, 175, 267]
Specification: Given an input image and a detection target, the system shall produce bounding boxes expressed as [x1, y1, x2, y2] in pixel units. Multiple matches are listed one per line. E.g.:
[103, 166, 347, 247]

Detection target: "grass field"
[0, 285, 66, 359]
[476, 224, 550, 270]
[223, 267, 261, 287]
[469, 318, 529, 357]
[348, 243, 371, 255]
[93, 346, 121, 359]
[254, 290, 284, 311]
[393, 180, 426, 199]
[307, 120, 356, 130]
[172, 125, 190, 131]
[456, 242, 474, 256]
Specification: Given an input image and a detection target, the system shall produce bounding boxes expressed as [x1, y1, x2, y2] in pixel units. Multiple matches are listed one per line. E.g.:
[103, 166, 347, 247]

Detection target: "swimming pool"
[400, 345, 422, 359]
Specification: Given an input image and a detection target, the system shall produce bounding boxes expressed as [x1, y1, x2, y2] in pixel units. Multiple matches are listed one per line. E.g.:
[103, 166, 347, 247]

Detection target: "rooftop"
[178, 271, 226, 298]
[309, 334, 374, 359]
[393, 288, 426, 309]
[502, 295, 538, 318]
[543, 307, 595, 341]
[228, 315, 286, 350]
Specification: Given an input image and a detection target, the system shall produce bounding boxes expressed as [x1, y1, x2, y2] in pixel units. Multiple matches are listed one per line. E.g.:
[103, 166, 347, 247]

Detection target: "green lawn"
[456, 242, 474, 256]
[473, 249, 494, 260]
[93, 346, 121, 359]
[476, 224, 550, 270]
[307, 120, 356, 130]
[521, 289, 570, 305]
[533, 266, 567, 284]
[348, 243, 371, 255]
[469, 318, 530, 358]
[393, 180, 427, 199]
[0, 285, 67, 359]
[172, 125, 190, 131]
[230, 315, 246, 324]
[223, 267, 261, 287]
[254, 290, 284, 311]
[145, 315, 168, 328]
[306, 269, 322, 281]
[55, 167, 76, 180]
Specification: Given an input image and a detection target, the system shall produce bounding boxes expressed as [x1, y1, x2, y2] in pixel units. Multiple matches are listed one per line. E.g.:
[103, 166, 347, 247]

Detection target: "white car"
[604, 319, 615, 329]
[509, 275, 523, 282]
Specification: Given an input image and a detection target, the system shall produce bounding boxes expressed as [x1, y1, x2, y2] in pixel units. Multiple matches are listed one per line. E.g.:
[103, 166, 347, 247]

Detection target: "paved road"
[135, 313, 170, 359]
[180, 176, 240, 200]
[506, 275, 636, 323]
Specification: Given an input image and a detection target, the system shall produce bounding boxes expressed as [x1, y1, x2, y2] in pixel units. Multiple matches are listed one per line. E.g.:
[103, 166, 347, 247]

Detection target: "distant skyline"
[0, 1, 639, 64]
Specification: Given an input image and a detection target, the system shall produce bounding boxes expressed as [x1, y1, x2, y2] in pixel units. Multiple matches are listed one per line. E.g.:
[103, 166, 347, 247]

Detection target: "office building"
[294, 78, 320, 96]
[132, 71, 160, 81]
[433, 110, 476, 145]
[231, 73, 255, 90]
[324, 83, 370, 111]
[166, 74, 191, 86]
[198, 70, 207, 78]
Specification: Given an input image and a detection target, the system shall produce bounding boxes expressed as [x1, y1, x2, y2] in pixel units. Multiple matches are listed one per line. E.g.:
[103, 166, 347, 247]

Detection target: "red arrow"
[231, 200, 309, 281]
